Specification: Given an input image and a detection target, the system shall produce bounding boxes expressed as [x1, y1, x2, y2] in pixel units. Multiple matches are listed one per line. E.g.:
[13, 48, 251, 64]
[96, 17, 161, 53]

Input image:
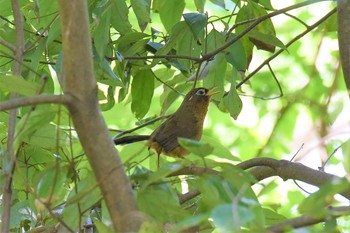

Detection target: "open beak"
[206, 87, 220, 97]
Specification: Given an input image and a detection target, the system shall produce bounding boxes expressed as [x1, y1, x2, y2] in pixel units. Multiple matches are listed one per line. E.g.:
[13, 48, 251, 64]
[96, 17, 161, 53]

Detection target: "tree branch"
[57, 0, 142, 231]
[0, 39, 16, 51]
[202, 0, 331, 61]
[1, 0, 25, 232]
[174, 157, 350, 204]
[0, 94, 70, 111]
[240, 158, 350, 199]
[266, 206, 350, 233]
[237, 7, 337, 88]
[119, 0, 330, 67]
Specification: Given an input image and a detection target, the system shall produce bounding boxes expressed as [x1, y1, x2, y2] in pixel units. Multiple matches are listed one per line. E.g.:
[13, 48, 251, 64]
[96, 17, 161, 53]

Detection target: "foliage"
[1, 0, 349, 232]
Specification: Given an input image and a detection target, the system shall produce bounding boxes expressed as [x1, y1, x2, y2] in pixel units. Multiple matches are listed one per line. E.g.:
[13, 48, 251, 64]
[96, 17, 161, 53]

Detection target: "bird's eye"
[195, 89, 207, 96]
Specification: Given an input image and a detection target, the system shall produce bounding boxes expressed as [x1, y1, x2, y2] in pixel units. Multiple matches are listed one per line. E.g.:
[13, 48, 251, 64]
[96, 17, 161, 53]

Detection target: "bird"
[114, 87, 218, 160]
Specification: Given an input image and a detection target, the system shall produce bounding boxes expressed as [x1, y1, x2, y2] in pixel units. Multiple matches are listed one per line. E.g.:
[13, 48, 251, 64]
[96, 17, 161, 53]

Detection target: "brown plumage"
[114, 87, 218, 158]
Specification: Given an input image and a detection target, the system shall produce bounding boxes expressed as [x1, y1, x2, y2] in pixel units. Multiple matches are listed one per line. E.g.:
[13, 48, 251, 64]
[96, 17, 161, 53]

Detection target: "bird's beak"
[206, 87, 220, 97]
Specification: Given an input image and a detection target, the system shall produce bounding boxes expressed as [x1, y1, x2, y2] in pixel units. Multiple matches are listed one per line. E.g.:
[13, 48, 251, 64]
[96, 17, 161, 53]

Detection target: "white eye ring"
[196, 89, 207, 96]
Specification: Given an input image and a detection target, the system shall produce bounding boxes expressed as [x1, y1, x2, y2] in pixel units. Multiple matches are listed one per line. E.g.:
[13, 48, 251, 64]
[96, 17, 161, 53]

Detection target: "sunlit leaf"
[92, 6, 111, 58]
[183, 13, 207, 39]
[15, 108, 56, 147]
[131, 69, 155, 119]
[131, 0, 151, 31]
[222, 83, 243, 120]
[299, 178, 350, 217]
[158, 0, 185, 31]
[342, 139, 350, 174]
[110, 0, 133, 34]
[194, 0, 206, 12]
[178, 137, 214, 157]
[0, 75, 40, 96]
[225, 33, 247, 71]
[203, 53, 226, 101]
[248, 30, 286, 51]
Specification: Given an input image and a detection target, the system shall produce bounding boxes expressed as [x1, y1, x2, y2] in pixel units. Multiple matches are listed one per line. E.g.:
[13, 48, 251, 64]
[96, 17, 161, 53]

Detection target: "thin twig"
[237, 7, 337, 88]
[202, 0, 330, 62]
[121, 54, 201, 63]
[113, 115, 170, 139]
[290, 143, 304, 161]
[266, 206, 350, 233]
[0, 39, 16, 51]
[0, 94, 70, 112]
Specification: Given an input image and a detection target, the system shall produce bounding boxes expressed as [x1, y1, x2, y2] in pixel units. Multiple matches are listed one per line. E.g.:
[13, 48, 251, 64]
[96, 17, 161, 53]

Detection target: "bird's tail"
[114, 135, 150, 145]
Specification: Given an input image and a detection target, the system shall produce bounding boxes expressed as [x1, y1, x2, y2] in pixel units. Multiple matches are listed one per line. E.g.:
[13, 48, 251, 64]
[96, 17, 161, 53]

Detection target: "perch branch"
[175, 157, 350, 204]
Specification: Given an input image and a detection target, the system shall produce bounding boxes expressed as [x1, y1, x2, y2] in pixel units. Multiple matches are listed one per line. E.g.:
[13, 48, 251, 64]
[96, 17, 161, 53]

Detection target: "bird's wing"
[150, 118, 180, 153]
[151, 116, 199, 153]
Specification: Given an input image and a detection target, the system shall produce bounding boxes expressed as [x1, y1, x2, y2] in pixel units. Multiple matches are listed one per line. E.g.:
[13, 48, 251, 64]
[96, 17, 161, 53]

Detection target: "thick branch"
[0, 94, 70, 111]
[174, 158, 350, 203]
[57, 0, 141, 232]
[239, 158, 350, 198]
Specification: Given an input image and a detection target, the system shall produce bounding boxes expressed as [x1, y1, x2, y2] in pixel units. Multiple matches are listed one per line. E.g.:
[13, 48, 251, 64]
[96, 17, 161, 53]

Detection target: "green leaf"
[15, 108, 56, 147]
[299, 178, 350, 217]
[160, 83, 187, 114]
[47, 17, 61, 46]
[100, 86, 116, 111]
[211, 204, 254, 233]
[117, 32, 150, 55]
[222, 82, 243, 120]
[194, 0, 206, 12]
[263, 208, 287, 225]
[209, 0, 225, 9]
[35, 164, 68, 200]
[203, 53, 226, 101]
[92, 6, 111, 58]
[201, 135, 240, 161]
[137, 185, 186, 223]
[27, 124, 67, 149]
[110, 0, 133, 34]
[93, 48, 123, 86]
[178, 137, 214, 157]
[0, 75, 40, 96]
[342, 139, 350, 174]
[183, 13, 207, 39]
[131, 0, 151, 31]
[141, 163, 183, 190]
[171, 213, 210, 233]
[94, 220, 114, 233]
[225, 33, 247, 71]
[153, 21, 200, 71]
[257, 0, 273, 10]
[206, 29, 225, 53]
[65, 173, 101, 209]
[248, 30, 286, 50]
[158, 0, 185, 31]
[131, 69, 154, 119]
[235, 1, 276, 64]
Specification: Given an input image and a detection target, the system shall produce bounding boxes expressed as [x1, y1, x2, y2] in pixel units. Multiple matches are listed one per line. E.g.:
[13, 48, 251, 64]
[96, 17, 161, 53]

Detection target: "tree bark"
[57, 0, 142, 232]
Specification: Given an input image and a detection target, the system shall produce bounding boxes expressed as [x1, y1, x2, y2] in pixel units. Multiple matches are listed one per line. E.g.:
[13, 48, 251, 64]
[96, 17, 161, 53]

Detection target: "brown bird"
[114, 87, 218, 159]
